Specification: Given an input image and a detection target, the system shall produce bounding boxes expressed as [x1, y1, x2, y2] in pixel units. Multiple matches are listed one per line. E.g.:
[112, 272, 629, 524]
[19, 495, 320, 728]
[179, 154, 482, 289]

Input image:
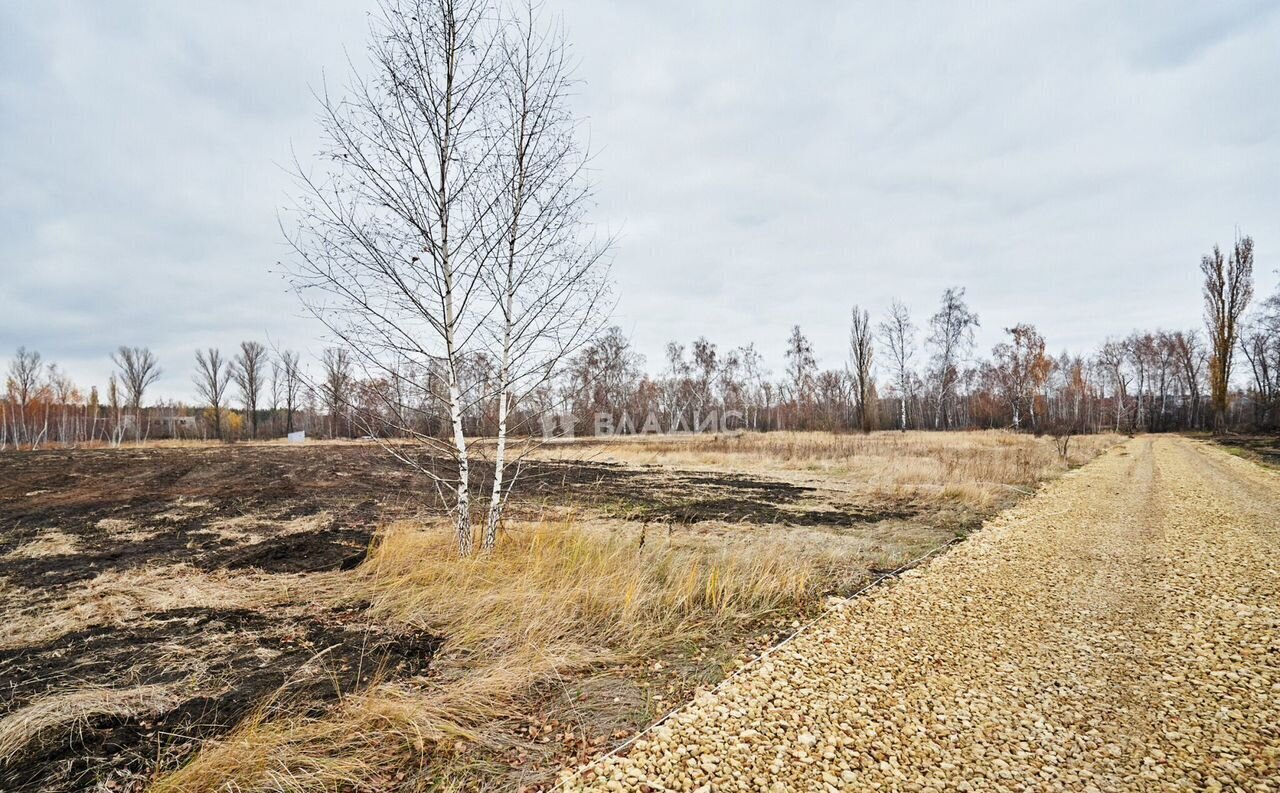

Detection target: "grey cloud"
[2, 0, 1278, 398]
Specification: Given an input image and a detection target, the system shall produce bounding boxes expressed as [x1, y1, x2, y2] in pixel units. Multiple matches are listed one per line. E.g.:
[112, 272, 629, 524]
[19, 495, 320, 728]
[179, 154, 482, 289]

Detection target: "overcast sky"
[2, 1, 1278, 402]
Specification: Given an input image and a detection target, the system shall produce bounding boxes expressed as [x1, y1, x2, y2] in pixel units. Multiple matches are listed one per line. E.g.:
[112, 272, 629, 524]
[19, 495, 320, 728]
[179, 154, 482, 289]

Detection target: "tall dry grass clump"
[156, 517, 845, 791]
[360, 517, 823, 658]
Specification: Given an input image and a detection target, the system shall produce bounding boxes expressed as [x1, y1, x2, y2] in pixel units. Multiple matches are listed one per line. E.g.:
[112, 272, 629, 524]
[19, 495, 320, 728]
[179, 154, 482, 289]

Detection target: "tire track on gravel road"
[561, 437, 1280, 792]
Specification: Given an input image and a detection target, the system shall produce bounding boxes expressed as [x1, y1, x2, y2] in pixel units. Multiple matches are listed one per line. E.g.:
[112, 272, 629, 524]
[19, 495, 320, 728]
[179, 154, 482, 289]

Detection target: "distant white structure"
[287, 431, 306, 444]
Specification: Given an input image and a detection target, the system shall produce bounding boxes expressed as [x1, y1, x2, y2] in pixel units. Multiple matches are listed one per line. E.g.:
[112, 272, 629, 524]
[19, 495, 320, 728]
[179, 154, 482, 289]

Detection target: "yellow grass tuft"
[359, 517, 826, 657]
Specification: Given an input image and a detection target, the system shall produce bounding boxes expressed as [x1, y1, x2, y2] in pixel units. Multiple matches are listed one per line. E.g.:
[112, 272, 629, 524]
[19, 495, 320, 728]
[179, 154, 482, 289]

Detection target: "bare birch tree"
[280, 350, 303, 433]
[1170, 330, 1205, 429]
[285, 0, 506, 554]
[478, 1, 610, 551]
[926, 287, 979, 429]
[286, 0, 607, 555]
[1202, 235, 1254, 433]
[1240, 288, 1280, 428]
[268, 359, 282, 437]
[991, 324, 1050, 430]
[784, 326, 817, 422]
[106, 374, 124, 446]
[320, 348, 353, 439]
[878, 300, 916, 432]
[6, 347, 42, 446]
[194, 348, 229, 440]
[111, 346, 160, 443]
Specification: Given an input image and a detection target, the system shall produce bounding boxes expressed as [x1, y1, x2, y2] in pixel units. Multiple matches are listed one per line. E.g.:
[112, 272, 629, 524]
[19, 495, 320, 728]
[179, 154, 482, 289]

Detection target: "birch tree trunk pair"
[286, 0, 608, 557]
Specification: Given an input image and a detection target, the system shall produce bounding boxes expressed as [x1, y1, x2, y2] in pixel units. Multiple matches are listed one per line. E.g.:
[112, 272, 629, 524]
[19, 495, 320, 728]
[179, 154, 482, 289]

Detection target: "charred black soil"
[0, 446, 911, 588]
[1209, 433, 1280, 468]
[0, 606, 439, 792]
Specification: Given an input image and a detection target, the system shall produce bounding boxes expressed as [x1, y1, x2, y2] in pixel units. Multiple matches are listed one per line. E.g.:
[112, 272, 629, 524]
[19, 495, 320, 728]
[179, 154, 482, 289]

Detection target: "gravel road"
[562, 437, 1280, 792]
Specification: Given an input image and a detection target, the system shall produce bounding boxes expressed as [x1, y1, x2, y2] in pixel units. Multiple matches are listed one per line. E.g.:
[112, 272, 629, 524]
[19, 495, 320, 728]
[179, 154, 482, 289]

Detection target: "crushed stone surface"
[562, 437, 1280, 792]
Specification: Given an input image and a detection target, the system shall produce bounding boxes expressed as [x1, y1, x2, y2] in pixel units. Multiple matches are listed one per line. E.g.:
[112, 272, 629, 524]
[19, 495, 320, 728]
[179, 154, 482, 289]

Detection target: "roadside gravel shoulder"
[561, 437, 1280, 792]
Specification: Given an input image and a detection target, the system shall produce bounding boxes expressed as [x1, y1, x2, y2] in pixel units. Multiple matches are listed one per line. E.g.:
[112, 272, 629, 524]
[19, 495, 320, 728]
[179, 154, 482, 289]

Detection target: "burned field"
[0, 434, 1086, 791]
[0, 446, 425, 790]
[1209, 433, 1280, 468]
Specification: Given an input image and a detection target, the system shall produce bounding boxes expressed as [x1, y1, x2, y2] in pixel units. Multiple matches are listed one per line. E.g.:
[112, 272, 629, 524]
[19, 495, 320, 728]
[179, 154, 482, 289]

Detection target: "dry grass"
[544, 430, 1121, 509]
[208, 511, 333, 543]
[0, 684, 185, 766]
[155, 517, 859, 791]
[360, 517, 833, 656]
[151, 659, 561, 793]
[0, 564, 343, 650]
[3, 530, 79, 558]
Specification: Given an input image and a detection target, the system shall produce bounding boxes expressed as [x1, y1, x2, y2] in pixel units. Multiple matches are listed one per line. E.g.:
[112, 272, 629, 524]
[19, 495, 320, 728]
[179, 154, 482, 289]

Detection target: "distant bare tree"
[232, 341, 268, 439]
[48, 366, 77, 445]
[193, 348, 229, 440]
[1170, 330, 1206, 429]
[848, 306, 875, 433]
[662, 342, 691, 429]
[564, 326, 643, 420]
[878, 300, 916, 432]
[784, 325, 817, 422]
[1202, 235, 1254, 433]
[268, 359, 282, 437]
[991, 324, 1050, 430]
[1240, 287, 1280, 428]
[926, 287, 979, 429]
[1095, 340, 1131, 432]
[690, 339, 718, 416]
[111, 346, 161, 442]
[105, 374, 124, 446]
[280, 350, 303, 433]
[321, 348, 353, 439]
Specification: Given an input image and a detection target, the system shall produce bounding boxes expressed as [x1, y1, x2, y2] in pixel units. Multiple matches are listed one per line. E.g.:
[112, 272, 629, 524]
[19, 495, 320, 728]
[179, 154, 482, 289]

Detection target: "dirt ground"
[0, 437, 1050, 791]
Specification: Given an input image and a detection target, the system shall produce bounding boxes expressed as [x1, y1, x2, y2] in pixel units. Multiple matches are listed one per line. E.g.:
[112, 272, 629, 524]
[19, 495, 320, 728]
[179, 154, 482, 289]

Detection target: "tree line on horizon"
[3, 235, 1277, 451]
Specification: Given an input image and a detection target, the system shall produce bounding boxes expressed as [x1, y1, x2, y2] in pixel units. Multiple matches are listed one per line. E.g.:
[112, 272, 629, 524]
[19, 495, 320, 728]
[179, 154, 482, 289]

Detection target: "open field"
[0, 431, 1117, 791]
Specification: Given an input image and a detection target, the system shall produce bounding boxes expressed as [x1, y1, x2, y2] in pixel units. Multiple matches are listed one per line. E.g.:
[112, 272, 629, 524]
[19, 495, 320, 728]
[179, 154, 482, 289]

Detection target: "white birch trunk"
[483, 384, 509, 551]
[447, 375, 472, 555]
[899, 372, 908, 432]
[483, 271, 514, 552]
